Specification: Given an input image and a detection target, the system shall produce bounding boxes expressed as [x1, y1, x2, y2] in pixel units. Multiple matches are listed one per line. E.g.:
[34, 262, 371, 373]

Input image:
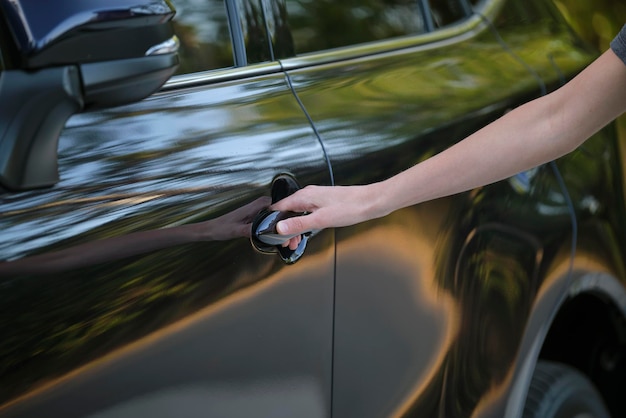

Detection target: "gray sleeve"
[610, 24, 626, 66]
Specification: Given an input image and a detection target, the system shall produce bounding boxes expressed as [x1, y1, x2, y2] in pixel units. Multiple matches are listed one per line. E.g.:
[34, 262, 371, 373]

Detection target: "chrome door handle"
[250, 174, 312, 264]
[251, 209, 310, 264]
[253, 210, 303, 245]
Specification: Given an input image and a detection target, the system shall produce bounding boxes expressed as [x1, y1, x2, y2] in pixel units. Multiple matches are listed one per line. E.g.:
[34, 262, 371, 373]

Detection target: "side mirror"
[0, 0, 179, 190]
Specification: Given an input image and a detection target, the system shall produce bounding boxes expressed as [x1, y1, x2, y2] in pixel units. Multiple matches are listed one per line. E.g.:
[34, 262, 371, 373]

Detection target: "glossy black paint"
[0, 0, 179, 190]
[281, 12, 579, 414]
[0, 0, 175, 68]
[1, 0, 625, 417]
[0, 70, 335, 417]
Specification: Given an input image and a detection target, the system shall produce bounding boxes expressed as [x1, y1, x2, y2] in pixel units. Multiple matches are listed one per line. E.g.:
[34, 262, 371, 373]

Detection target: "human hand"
[0, 196, 274, 277]
[196, 196, 272, 241]
[270, 184, 381, 243]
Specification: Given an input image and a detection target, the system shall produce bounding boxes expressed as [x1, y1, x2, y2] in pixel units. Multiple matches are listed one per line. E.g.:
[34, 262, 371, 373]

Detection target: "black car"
[1, 0, 625, 417]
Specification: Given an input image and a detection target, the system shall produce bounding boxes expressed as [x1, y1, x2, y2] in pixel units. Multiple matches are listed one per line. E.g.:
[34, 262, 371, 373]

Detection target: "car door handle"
[253, 210, 303, 246]
[250, 174, 313, 264]
[251, 209, 310, 264]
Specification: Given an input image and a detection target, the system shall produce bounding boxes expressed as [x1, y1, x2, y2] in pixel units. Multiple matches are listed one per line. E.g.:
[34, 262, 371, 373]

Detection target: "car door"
[473, 2, 626, 416]
[268, 0, 584, 417]
[0, 1, 334, 417]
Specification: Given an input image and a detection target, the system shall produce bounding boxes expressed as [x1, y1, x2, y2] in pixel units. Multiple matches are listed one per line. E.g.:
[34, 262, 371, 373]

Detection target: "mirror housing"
[0, 0, 179, 190]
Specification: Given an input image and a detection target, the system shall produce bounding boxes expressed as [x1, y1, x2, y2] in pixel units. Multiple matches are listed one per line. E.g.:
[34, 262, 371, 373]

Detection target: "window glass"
[171, 0, 234, 74]
[264, 0, 296, 59]
[0, 21, 13, 70]
[428, 0, 468, 28]
[285, 0, 427, 55]
[237, 0, 273, 64]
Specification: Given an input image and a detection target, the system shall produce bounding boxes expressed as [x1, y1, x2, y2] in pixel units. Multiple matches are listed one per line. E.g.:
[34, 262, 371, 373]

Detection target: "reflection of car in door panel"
[0, 2, 334, 418]
[1, 0, 626, 417]
[0, 0, 178, 190]
[0, 73, 335, 418]
[277, 0, 625, 416]
[278, 3, 559, 416]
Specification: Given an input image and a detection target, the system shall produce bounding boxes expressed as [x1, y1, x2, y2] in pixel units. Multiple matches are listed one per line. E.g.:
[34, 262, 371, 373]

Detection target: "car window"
[284, 0, 427, 55]
[0, 22, 12, 70]
[428, 0, 470, 28]
[238, 0, 274, 64]
[171, 0, 234, 74]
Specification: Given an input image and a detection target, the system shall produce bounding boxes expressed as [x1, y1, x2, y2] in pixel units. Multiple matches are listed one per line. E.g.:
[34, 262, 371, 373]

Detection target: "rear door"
[0, 1, 334, 417]
[271, 0, 563, 416]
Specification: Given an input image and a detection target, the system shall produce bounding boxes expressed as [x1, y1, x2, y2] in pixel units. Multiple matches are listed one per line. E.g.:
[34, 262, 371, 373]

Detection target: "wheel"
[523, 360, 611, 418]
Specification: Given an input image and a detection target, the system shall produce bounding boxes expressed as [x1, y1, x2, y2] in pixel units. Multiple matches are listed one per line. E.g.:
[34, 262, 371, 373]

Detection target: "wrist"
[180, 222, 208, 241]
[362, 181, 393, 220]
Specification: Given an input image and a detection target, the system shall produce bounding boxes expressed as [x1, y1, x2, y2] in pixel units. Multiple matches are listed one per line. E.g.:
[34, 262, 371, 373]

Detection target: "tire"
[522, 360, 611, 418]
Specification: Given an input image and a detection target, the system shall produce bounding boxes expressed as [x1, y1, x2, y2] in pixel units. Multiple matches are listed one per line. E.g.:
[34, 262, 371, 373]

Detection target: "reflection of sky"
[2, 206, 142, 261]
[0, 73, 326, 261]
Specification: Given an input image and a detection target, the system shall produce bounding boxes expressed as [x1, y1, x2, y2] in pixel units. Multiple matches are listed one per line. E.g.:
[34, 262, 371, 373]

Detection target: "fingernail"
[276, 221, 288, 235]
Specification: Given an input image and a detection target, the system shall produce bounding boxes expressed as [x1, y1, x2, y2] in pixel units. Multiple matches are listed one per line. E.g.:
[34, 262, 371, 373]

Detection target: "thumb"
[276, 214, 311, 236]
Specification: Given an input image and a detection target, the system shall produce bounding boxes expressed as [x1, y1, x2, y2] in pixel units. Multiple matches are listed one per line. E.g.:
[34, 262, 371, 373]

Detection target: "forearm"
[0, 196, 270, 276]
[372, 49, 626, 217]
[273, 49, 626, 237]
[0, 224, 200, 276]
[373, 97, 570, 214]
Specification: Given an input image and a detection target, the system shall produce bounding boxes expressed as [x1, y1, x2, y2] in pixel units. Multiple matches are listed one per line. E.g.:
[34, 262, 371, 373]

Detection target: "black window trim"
[419, 0, 435, 31]
[225, 0, 248, 67]
[163, 0, 489, 89]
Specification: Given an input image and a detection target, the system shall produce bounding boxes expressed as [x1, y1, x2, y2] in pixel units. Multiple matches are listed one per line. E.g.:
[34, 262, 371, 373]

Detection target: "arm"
[272, 48, 626, 237]
[0, 196, 270, 276]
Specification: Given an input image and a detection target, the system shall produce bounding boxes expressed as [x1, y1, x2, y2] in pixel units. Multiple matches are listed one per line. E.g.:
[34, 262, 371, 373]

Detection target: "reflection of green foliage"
[240, 0, 273, 63]
[0, 66, 327, 403]
[0, 232, 272, 403]
[170, 0, 235, 73]
[555, 0, 626, 147]
[555, 0, 625, 51]
[287, 0, 424, 54]
[173, 20, 234, 74]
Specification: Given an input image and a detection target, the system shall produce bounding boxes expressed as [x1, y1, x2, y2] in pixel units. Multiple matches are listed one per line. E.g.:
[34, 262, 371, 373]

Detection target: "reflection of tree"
[556, 0, 626, 171]
[267, 0, 295, 58]
[241, 0, 272, 63]
[427, 123, 626, 415]
[555, 0, 625, 51]
[286, 0, 424, 54]
[0, 196, 273, 404]
[0, 197, 269, 276]
[173, 20, 234, 73]
[170, 0, 234, 73]
[437, 220, 541, 416]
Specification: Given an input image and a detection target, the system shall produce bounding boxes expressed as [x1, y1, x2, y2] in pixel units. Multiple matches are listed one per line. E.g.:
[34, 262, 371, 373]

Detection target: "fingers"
[240, 223, 252, 239]
[270, 185, 333, 236]
[276, 218, 293, 235]
[226, 196, 272, 224]
[270, 199, 302, 214]
[270, 186, 318, 213]
[246, 196, 272, 215]
[281, 235, 301, 250]
[276, 211, 321, 236]
[255, 195, 273, 207]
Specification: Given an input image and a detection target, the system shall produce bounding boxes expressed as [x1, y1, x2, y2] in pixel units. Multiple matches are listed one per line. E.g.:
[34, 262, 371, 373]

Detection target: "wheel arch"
[503, 270, 626, 418]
